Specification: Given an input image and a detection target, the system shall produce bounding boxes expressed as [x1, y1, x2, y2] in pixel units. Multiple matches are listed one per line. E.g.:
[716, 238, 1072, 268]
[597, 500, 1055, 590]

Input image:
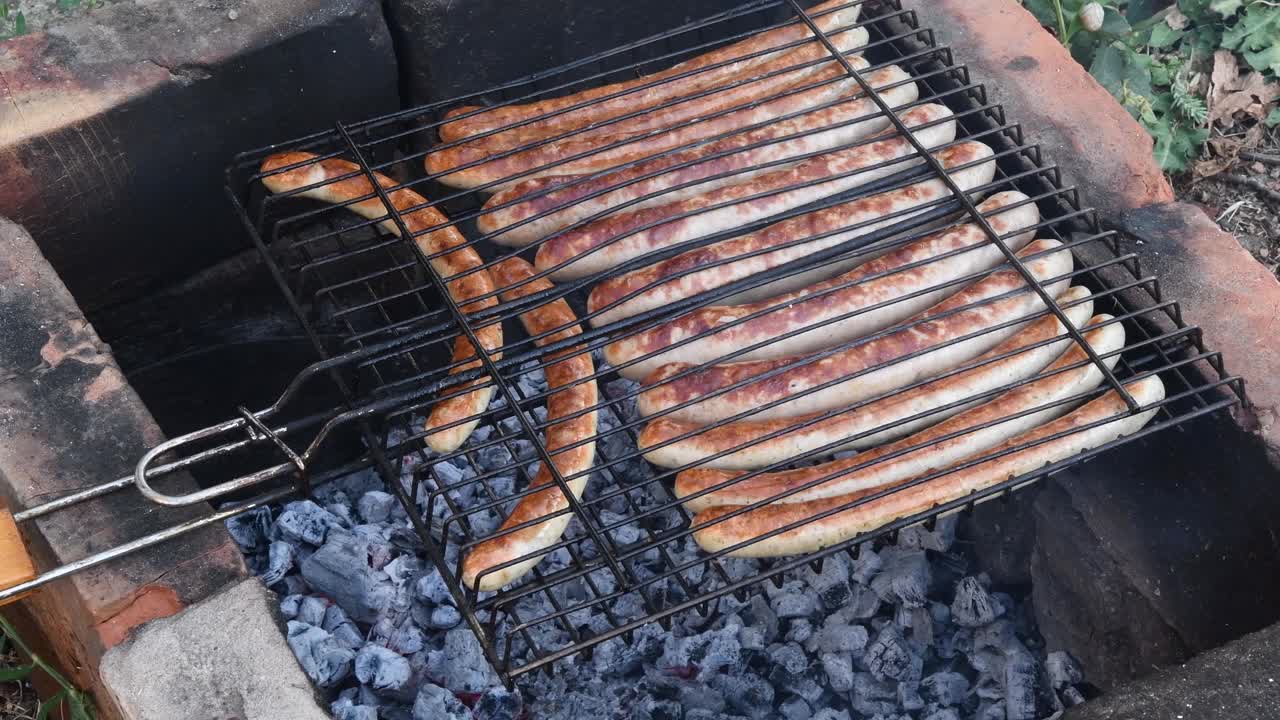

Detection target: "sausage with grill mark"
[587, 140, 995, 326]
[460, 258, 597, 591]
[675, 301, 1116, 509]
[605, 191, 1038, 380]
[259, 152, 501, 454]
[640, 284, 1091, 471]
[477, 65, 917, 246]
[637, 239, 1073, 425]
[537, 104, 958, 281]
[438, 0, 864, 144]
[691, 374, 1164, 557]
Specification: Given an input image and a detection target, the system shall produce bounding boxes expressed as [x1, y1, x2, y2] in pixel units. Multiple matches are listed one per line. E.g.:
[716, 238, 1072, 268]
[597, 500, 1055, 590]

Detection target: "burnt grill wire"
[0, 0, 1244, 685]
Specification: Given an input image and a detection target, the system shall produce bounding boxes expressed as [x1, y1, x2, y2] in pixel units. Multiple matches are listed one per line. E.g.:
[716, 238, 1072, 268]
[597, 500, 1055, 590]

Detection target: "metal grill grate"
[0, 0, 1245, 686]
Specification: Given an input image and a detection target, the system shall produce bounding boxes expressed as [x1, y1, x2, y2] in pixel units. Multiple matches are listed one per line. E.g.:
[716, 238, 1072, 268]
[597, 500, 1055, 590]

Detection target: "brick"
[1117, 201, 1280, 458]
[0, 216, 247, 718]
[898, 0, 1174, 220]
[0, 0, 398, 312]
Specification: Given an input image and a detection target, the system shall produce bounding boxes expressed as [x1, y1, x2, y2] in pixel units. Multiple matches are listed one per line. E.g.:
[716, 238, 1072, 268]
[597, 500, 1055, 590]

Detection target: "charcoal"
[784, 674, 825, 705]
[414, 569, 454, 606]
[412, 682, 469, 720]
[1004, 651, 1050, 720]
[432, 459, 469, 488]
[714, 672, 774, 719]
[357, 491, 395, 524]
[744, 595, 779, 642]
[951, 576, 1005, 628]
[286, 621, 356, 688]
[851, 547, 884, 585]
[923, 709, 962, 720]
[930, 600, 952, 625]
[326, 503, 355, 529]
[225, 506, 272, 552]
[426, 627, 498, 692]
[864, 625, 922, 682]
[977, 700, 1006, 720]
[678, 683, 725, 715]
[1045, 650, 1083, 688]
[331, 622, 364, 651]
[473, 687, 523, 720]
[870, 548, 930, 608]
[1061, 685, 1087, 706]
[771, 591, 816, 620]
[899, 680, 925, 711]
[331, 700, 377, 720]
[301, 534, 396, 623]
[275, 500, 343, 546]
[768, 642, 808, 677]
[299, 596, 329, 627]
[812, 711, 852, 720]
[820, 651, 854, 692]
[738, 626, 768, 653]
[974, 674, 1003, 700]
[355, 643, 412, 693]
[779, 696, 810, 720]
[803, 555, 852, 610]
[279, 594, 303, 620]
[262, 541, 295, 586]
[845, 585, 882, 619]
[784, 619, 812, 645]
[324, 604, 356, 633]
[280, 574, 309, 597]
[383, 556, 423, 588]
[921, 671, 970, 707]
[371, 619, 426, 656]
[816, 618, 868, 656]
[851, 671, 898, 716]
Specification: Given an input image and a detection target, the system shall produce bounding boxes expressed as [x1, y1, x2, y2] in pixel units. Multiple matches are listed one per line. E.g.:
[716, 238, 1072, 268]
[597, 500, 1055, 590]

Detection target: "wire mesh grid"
[0, 0, 1241, 682]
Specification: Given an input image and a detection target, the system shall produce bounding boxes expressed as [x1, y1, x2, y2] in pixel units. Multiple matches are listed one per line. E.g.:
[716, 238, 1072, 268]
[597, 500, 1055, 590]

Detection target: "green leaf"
[1127, 0, 1158, 23]
[1090, 43, 1154, 100]
[1210, 0, 1243, 17]
[0, 662, 34, 681]
[1101, 7, 1131, 34]
[0, 3, 8, 20]
[14, 10, 24, 35]
[1148, 23, 1184, 48]
[37, 689, 67, 720]
[1022, 0, 1062, 28]
[1267, 106, 1280, 127]
[1222, 5, 1280, 73]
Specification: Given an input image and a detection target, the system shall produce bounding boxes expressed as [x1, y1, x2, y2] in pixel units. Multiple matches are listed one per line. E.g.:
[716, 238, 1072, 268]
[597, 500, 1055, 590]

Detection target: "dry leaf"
[1213, 71, 1280, 125]
[1167, 6, 1190, 29]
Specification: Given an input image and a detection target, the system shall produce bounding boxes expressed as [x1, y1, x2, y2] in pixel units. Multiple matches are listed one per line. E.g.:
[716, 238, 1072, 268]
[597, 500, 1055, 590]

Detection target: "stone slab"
[99, 577, 330, 720]
[1030, 410, 1280, 688]
[1066, 619, 1280, 720]
[0, 216, 247, 717]
[897, 0, 1174, 221]
[0, 0, 399, 312]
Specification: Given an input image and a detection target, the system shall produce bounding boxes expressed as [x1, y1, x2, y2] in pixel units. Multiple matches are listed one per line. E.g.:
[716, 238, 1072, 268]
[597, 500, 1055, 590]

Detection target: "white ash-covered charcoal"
[851, 671, 899, 715]
[1045, 649, 1084, 689]
[783, 618, 812, 645]
[864, 624, 923, 683]
[851, 546, 884, 585]
[425, 627, 499, 692]
[899, 680, 926, 712]
[261, 540, 295, 586]
[411, 683, 469, 720]
[870, 547, 931, 608]
[330, 693, 377, 720]
[324, 605, 365, 650]
[820, 650, 854, 692]
[224, 505, 272, 552]
[921, 670, 971, 707]
[287, 621, 356, 689]
[274, 499, 344, 546]
[808, 614, 869, 656]
[354, 643, 412, 694]
[357, 491, 396, 524]
[779, 696, 811, 720]
[802, 553, 853, 610]
[298, 596, 328, 626]
[951, 575, 1006, 628]
[711, 671, 775, 719]
[473, 686, 524, 720]
[279, 593, 303, 620]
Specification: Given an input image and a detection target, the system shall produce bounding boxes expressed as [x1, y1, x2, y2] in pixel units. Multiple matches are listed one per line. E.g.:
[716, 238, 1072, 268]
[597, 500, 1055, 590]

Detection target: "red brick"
[900, 0, 1174, 219]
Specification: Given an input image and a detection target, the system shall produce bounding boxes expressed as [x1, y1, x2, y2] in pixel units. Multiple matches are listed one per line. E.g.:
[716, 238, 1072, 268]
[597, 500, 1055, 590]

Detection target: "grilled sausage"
[640, 285, 1092, 471]
[691, 374, 1164, 557]
[477, 65, 917, 246]
[259, 152, 501, 454]
[587, 140, 996, 326]
[605, 191, 1038, 380]
[438, 0, 863, 144]
[637, 239, 1073, 425]
[429, 29, 873, 190]
[675, 305, 1118, 509]
[460, 258, 598, 591]
[536, 104, 957, 281]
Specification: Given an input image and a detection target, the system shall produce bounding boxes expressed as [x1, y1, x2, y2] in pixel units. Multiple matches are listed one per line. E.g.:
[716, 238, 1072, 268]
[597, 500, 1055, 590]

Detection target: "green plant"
[0, 614, 96, 720]
[0, 2, 28, 38]
[1020, 0, 1280, 173]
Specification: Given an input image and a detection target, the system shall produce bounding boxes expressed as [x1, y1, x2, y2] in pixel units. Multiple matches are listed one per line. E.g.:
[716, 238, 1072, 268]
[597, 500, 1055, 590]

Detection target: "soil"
[1175, 125, 1280, 279]
[0, 646, 37, 720]
[4, 0, 127, 34]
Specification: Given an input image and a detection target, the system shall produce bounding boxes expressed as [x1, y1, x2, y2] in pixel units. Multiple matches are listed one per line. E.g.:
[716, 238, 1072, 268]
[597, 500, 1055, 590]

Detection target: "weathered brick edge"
[1116, 202, 1280, 457]
[899, 0, 1175, 220]
[0, 216, 247, 719]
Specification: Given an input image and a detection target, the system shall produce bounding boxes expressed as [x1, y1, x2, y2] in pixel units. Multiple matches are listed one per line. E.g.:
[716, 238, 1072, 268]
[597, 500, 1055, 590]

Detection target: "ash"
[227, 362, 1090, 720]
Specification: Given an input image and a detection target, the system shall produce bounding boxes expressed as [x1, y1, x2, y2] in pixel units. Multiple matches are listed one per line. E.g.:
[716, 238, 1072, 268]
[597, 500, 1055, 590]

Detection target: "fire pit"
[1, 0, 1277, 718]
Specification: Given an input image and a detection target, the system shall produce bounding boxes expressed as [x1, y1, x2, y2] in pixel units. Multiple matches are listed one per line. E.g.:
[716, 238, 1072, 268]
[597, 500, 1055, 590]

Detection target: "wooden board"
[0, 503, 36, 605]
